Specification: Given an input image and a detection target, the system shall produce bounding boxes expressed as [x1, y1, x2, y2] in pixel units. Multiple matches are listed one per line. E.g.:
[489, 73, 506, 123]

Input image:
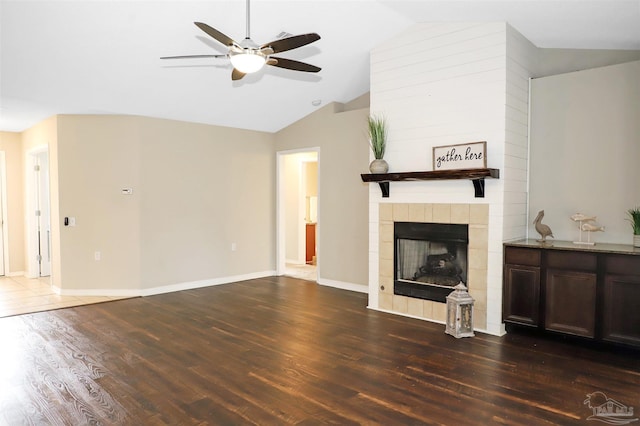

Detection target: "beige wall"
[304, 162, 318, 197]
[529, 60, 640, 244]
[55, 115, 275, 293]
[56, 115, 141, 291]
[0, 131, 25, 274]
[14, 104, 368, 294]
[275, 103, 370, 288]
[136, 117, 275, 289]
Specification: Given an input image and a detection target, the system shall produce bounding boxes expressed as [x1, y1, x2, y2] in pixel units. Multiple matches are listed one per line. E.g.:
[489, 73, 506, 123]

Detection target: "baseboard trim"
[139, 270, 276, 297]
[317, 278, 367, 293]
[367, 305, 497, 336]
[6, 271, 25, 277]
[56, 270, 277, 297]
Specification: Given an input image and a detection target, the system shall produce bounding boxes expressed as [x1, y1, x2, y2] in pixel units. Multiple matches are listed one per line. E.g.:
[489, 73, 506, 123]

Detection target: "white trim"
[276, 147, 320, 277]
[525, 77, 532, 240]
[297, 161, 306, 264]
[317, 277, 367, 294]
[366, 306, 503, 337]
[6, 271, 24, 277]
[54, 270, 276, 297]
[25, 145, 48, 278]
[0, 151, 8, 276]
[276, 153, 285, 275]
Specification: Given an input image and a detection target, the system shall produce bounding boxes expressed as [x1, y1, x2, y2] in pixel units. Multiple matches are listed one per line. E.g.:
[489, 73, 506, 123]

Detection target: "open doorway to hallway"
[26, 147, 51, 279]
[277, 149, 319, 282]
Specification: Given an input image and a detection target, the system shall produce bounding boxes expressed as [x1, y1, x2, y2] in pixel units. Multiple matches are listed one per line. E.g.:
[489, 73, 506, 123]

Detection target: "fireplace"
[375, 203, 489, 331]
[394, 222, 469, 303]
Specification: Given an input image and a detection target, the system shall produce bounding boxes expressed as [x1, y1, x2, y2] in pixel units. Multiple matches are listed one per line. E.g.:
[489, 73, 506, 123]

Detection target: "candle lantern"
[445, 283, 475, 338]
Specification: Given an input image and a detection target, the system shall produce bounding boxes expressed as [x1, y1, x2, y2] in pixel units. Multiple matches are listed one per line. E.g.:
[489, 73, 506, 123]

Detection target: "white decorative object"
[369, 158, 389, 173]
[445, 283, 475, 338]
[571, 212, 605, 245]
[433, 141, 486, 171]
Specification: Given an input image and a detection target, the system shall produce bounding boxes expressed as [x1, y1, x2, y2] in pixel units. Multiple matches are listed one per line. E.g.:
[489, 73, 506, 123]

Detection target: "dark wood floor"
[1, 276, 638, 425]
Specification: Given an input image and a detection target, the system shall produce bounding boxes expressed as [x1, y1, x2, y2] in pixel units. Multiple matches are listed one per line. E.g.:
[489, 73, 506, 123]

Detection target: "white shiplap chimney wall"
[368, 23, 535, 336]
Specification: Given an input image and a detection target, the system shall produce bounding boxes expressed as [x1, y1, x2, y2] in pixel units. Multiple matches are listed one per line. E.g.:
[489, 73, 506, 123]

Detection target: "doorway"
[26, 147, 51, 278]
[0, 152, 7, 276]
[277, 149, 319, 281]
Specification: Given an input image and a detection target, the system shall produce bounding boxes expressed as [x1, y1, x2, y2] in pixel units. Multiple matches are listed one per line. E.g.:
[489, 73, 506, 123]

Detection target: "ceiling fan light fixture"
[230, 50, 266, 73]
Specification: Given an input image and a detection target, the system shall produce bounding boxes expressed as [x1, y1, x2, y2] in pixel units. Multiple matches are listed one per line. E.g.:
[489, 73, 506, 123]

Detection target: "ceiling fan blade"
[268, 57, 321, 73]
[232, 68, 246, 81]
[160, 54, 227, 59]
[194, 22, 237, 47]
[261, 33, 320, 54]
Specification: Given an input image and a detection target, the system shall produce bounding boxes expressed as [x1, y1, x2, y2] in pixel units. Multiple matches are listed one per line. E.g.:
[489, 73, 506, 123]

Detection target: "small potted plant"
[627, 207, 640, 247]
[368, 114, 388, 173]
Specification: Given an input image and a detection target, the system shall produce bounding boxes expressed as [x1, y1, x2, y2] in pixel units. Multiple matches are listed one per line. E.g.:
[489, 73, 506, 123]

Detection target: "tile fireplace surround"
[377, 203, 489, 331]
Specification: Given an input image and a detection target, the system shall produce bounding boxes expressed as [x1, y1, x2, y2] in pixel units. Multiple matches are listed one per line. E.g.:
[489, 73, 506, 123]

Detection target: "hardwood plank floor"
[0, 276, 638, 425]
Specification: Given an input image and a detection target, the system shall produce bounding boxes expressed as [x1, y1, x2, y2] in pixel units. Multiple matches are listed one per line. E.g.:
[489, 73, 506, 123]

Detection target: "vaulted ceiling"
[1, 0, 639, 133]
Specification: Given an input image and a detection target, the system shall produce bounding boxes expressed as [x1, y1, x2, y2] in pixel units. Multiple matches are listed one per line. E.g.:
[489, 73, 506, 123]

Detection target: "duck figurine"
[534, 210, 554, 243]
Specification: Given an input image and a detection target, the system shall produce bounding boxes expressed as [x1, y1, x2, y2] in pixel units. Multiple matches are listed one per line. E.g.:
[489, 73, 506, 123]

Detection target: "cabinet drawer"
[505, 247, 541, 267]
[606, 254, 640, 276]
[547, 251, 597, 272]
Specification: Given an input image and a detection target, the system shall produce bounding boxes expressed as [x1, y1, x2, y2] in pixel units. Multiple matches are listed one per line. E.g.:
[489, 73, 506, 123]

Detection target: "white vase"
[634, 234, 640, 248]
[369, 159, 389, 174]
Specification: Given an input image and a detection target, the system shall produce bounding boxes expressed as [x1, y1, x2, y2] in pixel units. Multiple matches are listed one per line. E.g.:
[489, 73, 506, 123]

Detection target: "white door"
[35, 151, 51, 277]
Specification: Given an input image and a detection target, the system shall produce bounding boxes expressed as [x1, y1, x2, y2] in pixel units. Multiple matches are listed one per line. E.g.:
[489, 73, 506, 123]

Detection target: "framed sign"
[433, 141, 487, 171]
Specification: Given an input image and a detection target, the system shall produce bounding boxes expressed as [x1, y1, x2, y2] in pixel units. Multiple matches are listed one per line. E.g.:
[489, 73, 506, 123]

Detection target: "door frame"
[276, 147, 320, 277]
[0, 151, 8, 275]
[25, 145, 49, 278]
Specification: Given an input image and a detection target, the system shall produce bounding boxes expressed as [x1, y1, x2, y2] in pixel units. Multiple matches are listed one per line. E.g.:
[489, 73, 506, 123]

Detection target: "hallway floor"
[0, 275, 127, 318]
[285, 263, 317, 282]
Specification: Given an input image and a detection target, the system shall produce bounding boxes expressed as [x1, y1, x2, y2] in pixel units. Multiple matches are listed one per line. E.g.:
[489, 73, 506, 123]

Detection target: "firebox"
[394, 222, 469, 303]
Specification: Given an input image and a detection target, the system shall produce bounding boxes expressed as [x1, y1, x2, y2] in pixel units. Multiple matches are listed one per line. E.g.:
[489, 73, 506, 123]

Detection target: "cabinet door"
[602, 274, 640, 347]
[545, 269, 597, 338]
[503, 265, 540, 326]
[305, 223, 316, 264]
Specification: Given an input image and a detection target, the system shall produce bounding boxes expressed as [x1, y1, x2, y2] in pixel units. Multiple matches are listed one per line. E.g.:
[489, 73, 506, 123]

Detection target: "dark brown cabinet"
[545, 269, 596, 337]
[602, 254, 640, 346]
[504, 265, 540, 326]
[503, 240, 640, 348]
[503, 246, 542, 327]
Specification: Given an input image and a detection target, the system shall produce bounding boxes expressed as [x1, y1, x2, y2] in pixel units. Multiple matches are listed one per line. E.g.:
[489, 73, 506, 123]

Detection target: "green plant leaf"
[627, 207, 640, 235]
[368, 115, 387, 160]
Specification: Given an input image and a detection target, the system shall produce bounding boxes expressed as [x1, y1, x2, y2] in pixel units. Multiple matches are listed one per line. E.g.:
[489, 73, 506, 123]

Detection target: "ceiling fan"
[161, 0, 321, 81]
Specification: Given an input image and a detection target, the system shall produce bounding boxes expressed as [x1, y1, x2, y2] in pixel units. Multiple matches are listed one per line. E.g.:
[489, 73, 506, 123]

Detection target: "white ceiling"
[1, 0, 639, 133]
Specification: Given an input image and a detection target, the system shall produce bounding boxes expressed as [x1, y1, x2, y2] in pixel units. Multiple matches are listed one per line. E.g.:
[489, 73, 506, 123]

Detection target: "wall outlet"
[231, 243, 237, 251]
[94, 251, 101, 261]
